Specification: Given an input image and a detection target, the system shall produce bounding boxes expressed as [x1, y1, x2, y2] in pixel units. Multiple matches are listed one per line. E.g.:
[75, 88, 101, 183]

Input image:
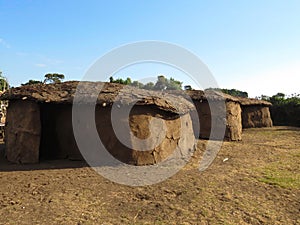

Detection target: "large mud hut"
[238, 98, 273, 128]
[187, 90, 242, 141]
[1, 81, 196, 165]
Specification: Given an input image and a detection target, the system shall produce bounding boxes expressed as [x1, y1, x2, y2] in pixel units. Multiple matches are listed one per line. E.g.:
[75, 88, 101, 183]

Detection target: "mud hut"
[187, 90, 242, 141]
[238, 97, 273, 128]
[1, 81, 196, 165]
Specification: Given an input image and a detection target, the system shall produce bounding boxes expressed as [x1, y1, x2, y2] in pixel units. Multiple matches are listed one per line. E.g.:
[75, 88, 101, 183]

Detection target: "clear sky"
[0, 0, 299, 97]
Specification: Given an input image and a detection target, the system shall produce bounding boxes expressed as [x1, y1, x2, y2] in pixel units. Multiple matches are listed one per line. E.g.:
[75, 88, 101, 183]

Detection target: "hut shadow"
[0, 143, 89, 172]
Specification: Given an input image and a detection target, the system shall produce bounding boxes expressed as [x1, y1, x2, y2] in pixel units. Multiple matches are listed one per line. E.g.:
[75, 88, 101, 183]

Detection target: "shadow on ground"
[0, 144, 88, 172]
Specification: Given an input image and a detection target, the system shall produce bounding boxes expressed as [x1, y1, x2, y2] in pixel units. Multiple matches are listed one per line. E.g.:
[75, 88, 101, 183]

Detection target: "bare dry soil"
[0, 126, 299, 225]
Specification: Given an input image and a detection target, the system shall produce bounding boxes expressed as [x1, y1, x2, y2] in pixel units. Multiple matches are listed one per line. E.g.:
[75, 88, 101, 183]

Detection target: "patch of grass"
[258, 166, 300, 189]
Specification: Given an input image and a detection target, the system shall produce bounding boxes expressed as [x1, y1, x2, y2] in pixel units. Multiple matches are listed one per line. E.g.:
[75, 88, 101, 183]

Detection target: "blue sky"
[0, 0, 299, 97]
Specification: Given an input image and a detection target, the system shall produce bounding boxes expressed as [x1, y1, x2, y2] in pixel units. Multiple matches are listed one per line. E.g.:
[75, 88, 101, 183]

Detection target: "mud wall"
[241, 106, 273, 128]
[5, 101, 195, 165]
[192, 100, 242, 141]
[5, 100, 41, 163]
[225, 101, 242, 141]
[126, 106, 195, 165]
[40, 104, 195, 165]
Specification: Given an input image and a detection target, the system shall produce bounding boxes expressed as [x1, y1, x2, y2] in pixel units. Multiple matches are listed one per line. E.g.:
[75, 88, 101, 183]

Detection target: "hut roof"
[0, 81, 195, 114]
[186, 90, 240, 102]
[186, 90, 271, 106]
[236, 97, 272, 106]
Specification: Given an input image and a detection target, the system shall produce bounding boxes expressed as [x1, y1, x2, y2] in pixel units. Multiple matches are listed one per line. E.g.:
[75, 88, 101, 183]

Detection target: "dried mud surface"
[0, 126, 299, 225]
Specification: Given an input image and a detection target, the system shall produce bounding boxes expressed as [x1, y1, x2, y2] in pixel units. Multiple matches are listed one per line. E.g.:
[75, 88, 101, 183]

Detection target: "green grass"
[257, 163, 300, 189]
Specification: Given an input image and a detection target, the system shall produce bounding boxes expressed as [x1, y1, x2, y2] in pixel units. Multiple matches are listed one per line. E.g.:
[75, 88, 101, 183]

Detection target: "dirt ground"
[0, 126, 299, 225]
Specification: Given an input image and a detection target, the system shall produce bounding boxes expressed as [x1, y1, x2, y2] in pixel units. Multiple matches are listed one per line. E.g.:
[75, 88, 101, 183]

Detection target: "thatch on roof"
[1, 82, 272, 109]
[236, 97, 272, 106]
[0, 81, 194, 115]
[187, 90, 272, 106]
[185, 90, 240, 102]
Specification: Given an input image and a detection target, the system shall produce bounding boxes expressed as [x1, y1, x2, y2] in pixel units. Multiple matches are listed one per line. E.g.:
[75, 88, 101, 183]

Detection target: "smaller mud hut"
[187, 90, 242, 141]
[1, 81, 196, 165]
[238, 97, 273, 128]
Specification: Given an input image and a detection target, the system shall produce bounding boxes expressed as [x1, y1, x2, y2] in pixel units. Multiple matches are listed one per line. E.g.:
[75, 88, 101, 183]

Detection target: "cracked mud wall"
[40, 104, 196, 165]
[241, 106, 273, 128]
[192, 100, 242, 141]
[5, 100, 41, 163]
[225, 101, 242, 141]
[128, 106, 195, 166]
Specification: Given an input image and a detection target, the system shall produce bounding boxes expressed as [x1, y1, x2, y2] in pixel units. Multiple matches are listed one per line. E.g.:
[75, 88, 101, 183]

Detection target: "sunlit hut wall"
[0, 81, 196, 165]
[187, 90, 242, 141]
[238, 98, 273, 128]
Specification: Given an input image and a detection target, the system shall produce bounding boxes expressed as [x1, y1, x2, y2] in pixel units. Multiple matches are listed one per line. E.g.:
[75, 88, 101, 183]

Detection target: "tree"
[0, 71, 9, 91]
[153, 75, 182, 90]
[205, 88, 248, 98]
[265, 92, 300, 127]
[143, 82, 155, 90]
[109, 75, 182, 90]
[21, 80, 43, 86]
[44, 73, 65, 84]
[257, 95, 270, 101]
[153, 75, 168, 90]
[166, 77, 182, 90]
[109, 76, 132, 85]
[269, 93, 286, 105]
[131, 81, 144, 88]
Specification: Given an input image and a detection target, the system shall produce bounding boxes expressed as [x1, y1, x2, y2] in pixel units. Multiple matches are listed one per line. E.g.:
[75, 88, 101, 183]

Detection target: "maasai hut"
[0, 81, 196, 165]
[187, 90, 242, 141]
[238, 97, 273, 128]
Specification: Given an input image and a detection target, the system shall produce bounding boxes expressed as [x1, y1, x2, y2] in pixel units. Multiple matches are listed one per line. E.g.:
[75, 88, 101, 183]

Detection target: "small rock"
[223, 158, 229, 162]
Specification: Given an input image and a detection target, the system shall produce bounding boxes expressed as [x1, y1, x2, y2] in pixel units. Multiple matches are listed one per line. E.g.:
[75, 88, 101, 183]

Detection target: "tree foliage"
[44, 73, 65, 84]
[206, 88, 248, 98]
[109, 75, 182, 90]
[131, 80, 144, 88]
[21, 73, 65, 86]
[143, 82, 154, 90]
[0, 71, 9, 91]
[21, 80, 43, 86]
[109, 76, 132, 85]
[258, 93, 300, 127]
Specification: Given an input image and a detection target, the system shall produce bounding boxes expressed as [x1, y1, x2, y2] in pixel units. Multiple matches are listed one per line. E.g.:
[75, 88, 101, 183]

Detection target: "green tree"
[205, 88, 248, 98]
[21, 80, 43, 86]
[44, 73, 65, 84]
[153, 75, 168, 90]
[109, 76, 132, 85]
[143, 82, 155, 90]
[109, 75, 182, 90]
[153, 75, 182, 90]
[131, 81, 144, 88]
[0, 71, 9, 91]
[166, 77, 182, 90]
[266, 92, 300, 127]
[269, 93, 286, 105]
